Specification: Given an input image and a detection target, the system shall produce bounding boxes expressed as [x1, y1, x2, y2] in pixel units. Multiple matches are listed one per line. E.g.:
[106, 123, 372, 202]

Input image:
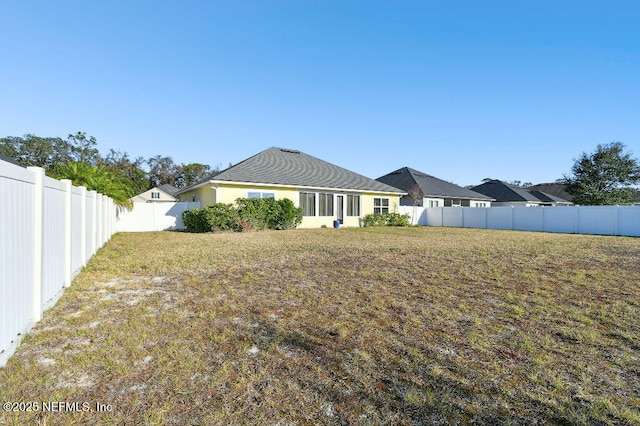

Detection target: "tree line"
[2, 133, 639, 207]
[477, 142, 639, 205]
[0, 132, 220, 207]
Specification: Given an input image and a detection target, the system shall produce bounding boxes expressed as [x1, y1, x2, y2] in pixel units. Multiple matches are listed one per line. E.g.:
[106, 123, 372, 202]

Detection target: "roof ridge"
[180, 147, 405, 194]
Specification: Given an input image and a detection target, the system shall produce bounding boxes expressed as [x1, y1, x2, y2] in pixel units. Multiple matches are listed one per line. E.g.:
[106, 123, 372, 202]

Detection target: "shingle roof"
[471, 180, 571, 204]
[376, 167, 494, 200]
[528, 190, 572, 204]
[527, 183, 573, 202]
[0, 154, 25, 167]
[157, 184, 180, 197]
[471, 180, 540, 202]
[180, 147, 404, 194]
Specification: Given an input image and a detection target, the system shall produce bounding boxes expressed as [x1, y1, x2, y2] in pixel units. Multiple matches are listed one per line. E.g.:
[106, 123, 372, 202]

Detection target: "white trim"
[179, 179, 406, 196]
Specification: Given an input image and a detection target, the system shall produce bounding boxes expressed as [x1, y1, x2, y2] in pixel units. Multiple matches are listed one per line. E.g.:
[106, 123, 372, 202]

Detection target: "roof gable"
[131, 186, 179, 202]
[182, 147, 404, 194]
[377, 167, 493, 200]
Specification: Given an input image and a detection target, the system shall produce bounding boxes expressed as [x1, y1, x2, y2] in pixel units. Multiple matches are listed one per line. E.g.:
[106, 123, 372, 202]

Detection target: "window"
[373, 197, 389, 214]
[248, 191, 275, 199]
[299, 192, 316, 216]
[347, 194, 360, 216]
[318, 193, 334, 216]
[151, 191, 160, 199]
[474, 202, 488, 208]
[428, 200, 439, 207]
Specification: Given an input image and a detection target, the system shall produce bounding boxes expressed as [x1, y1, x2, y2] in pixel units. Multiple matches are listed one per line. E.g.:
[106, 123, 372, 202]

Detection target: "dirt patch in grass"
[1, 227, 639, 425]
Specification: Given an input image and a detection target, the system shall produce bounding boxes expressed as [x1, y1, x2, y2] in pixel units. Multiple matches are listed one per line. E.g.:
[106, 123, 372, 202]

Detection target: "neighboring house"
[470, 180, 572, 206]
[527, 182, 573, 203]
[176, 147, 405, 228]
[131, 184, 179, 203]
[376, 167, 494, 207]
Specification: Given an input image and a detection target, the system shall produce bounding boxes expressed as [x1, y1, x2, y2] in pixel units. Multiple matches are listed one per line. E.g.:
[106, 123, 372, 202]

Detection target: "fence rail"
[399, 205, 640, 237]
[1, 160, 116, 367]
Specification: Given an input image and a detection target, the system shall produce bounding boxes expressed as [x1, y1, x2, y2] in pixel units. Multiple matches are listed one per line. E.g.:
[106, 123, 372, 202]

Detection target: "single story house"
[376, 167, 494, 207]
[527, 182, 573, 203]
[176, 147, 405, 228]
[131, 184, 179, 203]
[470, 180, 572, 206]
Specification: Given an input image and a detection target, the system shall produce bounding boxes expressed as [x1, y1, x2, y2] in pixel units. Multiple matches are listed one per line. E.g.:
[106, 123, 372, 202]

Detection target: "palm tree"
[50, 162, 134, 208]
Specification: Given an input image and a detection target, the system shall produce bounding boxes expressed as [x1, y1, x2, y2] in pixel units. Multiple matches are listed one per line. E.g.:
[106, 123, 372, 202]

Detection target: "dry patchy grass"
[1, 227, 639, 425]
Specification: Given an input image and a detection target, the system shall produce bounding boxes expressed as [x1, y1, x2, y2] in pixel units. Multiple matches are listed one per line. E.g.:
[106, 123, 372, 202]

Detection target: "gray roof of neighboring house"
[529, 190, 572, 204]
[471, 180, 571, 204]
[376, 167, 494, 200]
[0, 154, 25, 167]
[527, 183, 573, 202]
[157, 184, 180, 197]
[179, 147, 404, 194]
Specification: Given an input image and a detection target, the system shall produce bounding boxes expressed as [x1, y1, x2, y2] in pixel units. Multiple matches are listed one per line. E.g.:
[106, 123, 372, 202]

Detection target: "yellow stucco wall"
[179, 182, 401, 228]
[179, 186, 217, 205]
[214, 184, 299, 205]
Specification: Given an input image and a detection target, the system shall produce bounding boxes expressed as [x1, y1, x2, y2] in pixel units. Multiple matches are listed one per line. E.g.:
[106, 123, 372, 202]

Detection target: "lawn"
[1, 227, 639, 425]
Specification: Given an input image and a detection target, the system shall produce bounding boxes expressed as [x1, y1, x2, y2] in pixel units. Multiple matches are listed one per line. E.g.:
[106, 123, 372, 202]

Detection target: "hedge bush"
[182, 203, 237, 232]
[182, 197, 303, 233]
[362, 212, 410, 227]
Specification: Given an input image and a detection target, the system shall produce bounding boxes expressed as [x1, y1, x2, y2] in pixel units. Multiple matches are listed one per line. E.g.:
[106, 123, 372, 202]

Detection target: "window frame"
[318, 193, 334, 217]
[373, 197, 390, 214]
[248, 191, 275, 199]
[299, 192, 316, 217]
[346, 194, 361, 216]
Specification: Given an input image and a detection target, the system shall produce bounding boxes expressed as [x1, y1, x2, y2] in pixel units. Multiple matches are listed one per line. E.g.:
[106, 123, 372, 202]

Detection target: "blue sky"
[2, 1, 638, 186]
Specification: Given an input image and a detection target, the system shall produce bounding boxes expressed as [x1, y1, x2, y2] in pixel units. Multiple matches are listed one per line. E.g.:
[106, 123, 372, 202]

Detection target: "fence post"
[61, 179, 72, 288]
[614, 206, 619, 236]
[79, 186, 87, 266]
[97, 194, 104, 247]
[27, 167, 44, 322]
[510, 206, 515, 230]
[484, 206, 488, 229]
[90, 190, 97, 257]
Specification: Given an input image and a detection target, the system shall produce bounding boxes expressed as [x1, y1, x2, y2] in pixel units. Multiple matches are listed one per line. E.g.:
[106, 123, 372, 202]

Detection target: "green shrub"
[236, 197, 276, 230]
[385, 212, 411, 226]
[363, 212, 410, 227]
[272, 198, 303, 230]
[183, 198, 303, 233]
[182, 207, 210, 232]
[207, 203, 239, 231]
[182, 203, 238, 232]
[363, 213, 387, 227]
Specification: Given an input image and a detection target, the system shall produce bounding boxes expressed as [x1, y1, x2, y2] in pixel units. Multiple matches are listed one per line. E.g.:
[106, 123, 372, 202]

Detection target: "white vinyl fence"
[399, 205, 640, 237]
[1, 160, 117, 367]
[116, 201, 200, 232]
